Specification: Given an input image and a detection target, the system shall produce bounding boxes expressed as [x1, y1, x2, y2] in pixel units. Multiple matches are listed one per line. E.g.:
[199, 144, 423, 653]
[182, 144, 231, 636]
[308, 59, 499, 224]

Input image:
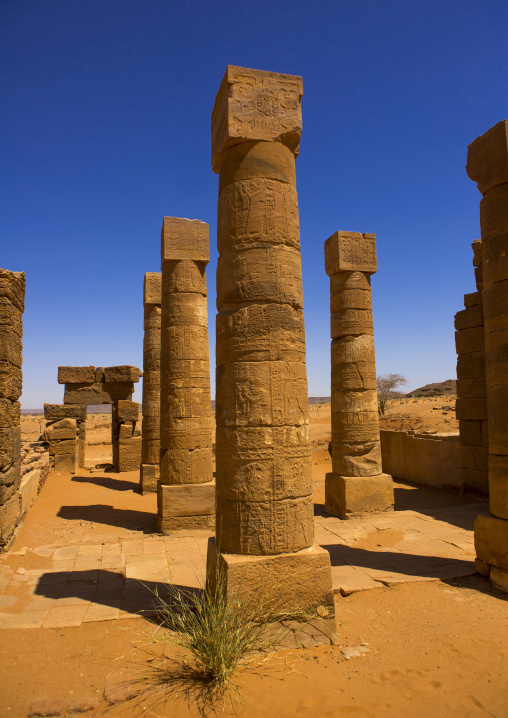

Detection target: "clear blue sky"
[1, 0, 507, 408]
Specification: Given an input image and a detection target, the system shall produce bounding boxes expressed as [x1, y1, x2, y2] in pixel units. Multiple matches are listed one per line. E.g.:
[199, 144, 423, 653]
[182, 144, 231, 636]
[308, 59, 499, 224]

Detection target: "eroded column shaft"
[141, 273, 161, 492]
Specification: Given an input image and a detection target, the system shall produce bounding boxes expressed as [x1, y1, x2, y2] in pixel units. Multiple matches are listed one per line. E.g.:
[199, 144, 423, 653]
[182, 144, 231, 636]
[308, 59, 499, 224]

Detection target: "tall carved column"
[158, 217, 215, 533]
[468, 120, 508, 592]
[207, 66, 335, 624]
[141, 272, 161, 493]
[324, 231, 393, 518]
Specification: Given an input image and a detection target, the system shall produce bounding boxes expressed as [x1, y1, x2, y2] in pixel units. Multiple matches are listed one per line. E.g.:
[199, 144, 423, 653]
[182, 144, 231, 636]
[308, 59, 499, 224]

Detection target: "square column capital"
[324, 231, 377, 276]
[211, 65, 303, 172]
[161, 217, 209, 265]
[467, 120, 508, 195]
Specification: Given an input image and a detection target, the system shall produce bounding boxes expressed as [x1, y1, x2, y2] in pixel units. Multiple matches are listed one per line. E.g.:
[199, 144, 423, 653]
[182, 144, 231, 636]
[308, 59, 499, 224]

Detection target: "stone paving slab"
[0, 501, 489, 628]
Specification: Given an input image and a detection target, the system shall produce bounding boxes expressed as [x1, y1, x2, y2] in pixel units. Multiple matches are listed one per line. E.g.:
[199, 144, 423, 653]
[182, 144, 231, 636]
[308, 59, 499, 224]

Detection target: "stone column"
[141, 272, 161, 492]
[467, 120, 508, 592]
[158, 217, 215, 533]
[207, 66, 335, 624]
[324, 231, 393, 518]
[0, 268, 25, 547]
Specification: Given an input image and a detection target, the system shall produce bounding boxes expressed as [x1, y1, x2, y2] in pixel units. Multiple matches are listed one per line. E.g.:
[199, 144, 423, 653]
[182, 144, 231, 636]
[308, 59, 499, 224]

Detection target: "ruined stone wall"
[0, 269, 25, 547]
[455, 240, 489, 495]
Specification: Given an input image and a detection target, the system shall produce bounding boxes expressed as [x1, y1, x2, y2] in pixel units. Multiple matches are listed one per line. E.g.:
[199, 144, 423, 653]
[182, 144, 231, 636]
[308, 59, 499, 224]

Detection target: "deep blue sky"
[1, 0, 507, 407]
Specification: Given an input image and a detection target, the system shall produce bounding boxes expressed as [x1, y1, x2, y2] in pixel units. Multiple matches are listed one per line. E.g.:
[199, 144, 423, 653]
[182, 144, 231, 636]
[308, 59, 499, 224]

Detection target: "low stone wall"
[380, 430, 464, 491]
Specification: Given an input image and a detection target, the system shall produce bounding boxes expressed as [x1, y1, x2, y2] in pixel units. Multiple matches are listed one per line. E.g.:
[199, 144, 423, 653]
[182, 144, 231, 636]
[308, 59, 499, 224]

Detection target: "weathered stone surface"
[488, 454, 508, 519]
[0, 361, 22, 401]
[0, 298, 22, 336]
[460, 444, 488, 471]
[456, 351, 485, 380]
[464, 291, 482, 307]
[456, 377, 487, 398]
[95, 366, 105, 383]
[454, 304, 483, 331]
[64, 383, 134, 405]
[331, 389, 378, 416]
[48, 439, 77, 456]
[331, 441, 382, 477]
[53, 453, 77, 473]
[331, 309, 374, 338]
[325, 232, 377, 275]
[45, 418, 77, 441]
[330, 272, 373, 311]
[467, 120, 508, 195]
[331, 410, 381, 442]
[0, 492, 20, 544]
[485, 342, 508, 386]
[490, 566, 508, 592]
[455, 327, 485, 355]
[459, 420, 484, 446]
[479, 182, 508, 239]
[160, 326, 209, 363]
[161, 217, 209, 263]
[140, 463, 159, 494]
[58, 366, 95, 384]
[163, 386, 211, 419]
[211, 66, 303, 172]
[157, 481, 215, 517]
[483, 232, 508, 285]
[0, 426, 20, 470]
[475, 514, 508, 570]
[0, 269, 25, 313]
[218, 140, 297, 193]
[144, 272, 162, 306]
[113, 436, 141, 472]
[455, 397, 488, 421]
[44, 403, 86, 421]
[158, 513, 215, 532]
[0, 326, 22, 367]
[116, 400, 139, 423]
[159, 447, 213, 485]
[486, 385, 508, 455]
[207, 538, 335, 614]
[160, 416, 212, 450]
[118, 423, 133, 440]
[483, 279, 508, 334]
[103, 366, 142, 383]
[160, 260, 207, 295]
[0, 399, 20, 428]
[325, 473, 394, 519]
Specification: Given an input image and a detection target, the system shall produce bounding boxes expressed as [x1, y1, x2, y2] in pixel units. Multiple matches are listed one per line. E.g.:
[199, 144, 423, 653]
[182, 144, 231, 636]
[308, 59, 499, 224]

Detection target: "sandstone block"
[161, 217, 209, 263]
[104, 366, 142, 383]
[160, 325, 209, 362]
[217, 245, 303, 308]
[160, 293, 208, 328]
[331, 309, 374, 338]
[159, 416, 212, 450]
[118, 423, 133, 440]
[64, 382, 134, 405]
[160, 446, 213, 485]
[0, 269, 25, 313]
[454, 305, 483, 331]
[0, 399, 20, 428]
[489, 454, 508, 519]
[144, 272, 162, 305]
[325, 231, 377, 275]
[115, 437, 141, 472]
[216, 361, 308, 427]
[0, 481, 17, 504]
[217, 178, 300, 253]
[456, 351, 485, 380]
[474, 266, 483, 292]
[460, 444, 488, 471]
[141, 439, 160, 465]
[455, 397, 488, 420]
[58, 366, 95, 384]
[330, 274, 373, 312]
[161, 260, 207, 295]
[207, 538, 335, 615]
[54, 453, 77, 473]
[143, 352, 160, 373]
[0, 327, 22, 367]
[216, 303, 306, 364]
[475, 514, 508, 570]
[464, 291, 482, 308]
[0, 492, 20, 546]
[331, 360, 376, 391]
[466, 120, 508, 195]
[455, 327, 484, 355]
[162, 386, 211, 419]
[144, 305, 162, 332]
[211, 65, 303, 172]
[142, 395, 160, 418]
[485, 343, 508, 386]
[459, 420, 484, 446]
[0, 298, 22, 336]
[218, 140, 296, 193]
[215, 494, 314, 555]
[331, 388, 378, 415]
[0, 426, 20, 470]
[158, 513, 215, 532]
[325, 473, 394, 519]
[49, 439, 77, 456]
[140, 463, 159, 494]
[141, 415, 160, 441]
[483, 280, 508, 334]
[479, 183, 508, 239]
[0, 459, 21, 489]
[486, 385, 508, 455]
[483, 232, 508, 285]
[157, 480, 215, 517]
[116, 400, 139, 423]
[0, 361, 22, 401]
[45, 418, 77, 441]
[456, 377, 487, 398]
[331, 441, 382, 477]
[331, 410, 381, 442]
[331, 334, 375, 363]
[44, 403, 86, 421]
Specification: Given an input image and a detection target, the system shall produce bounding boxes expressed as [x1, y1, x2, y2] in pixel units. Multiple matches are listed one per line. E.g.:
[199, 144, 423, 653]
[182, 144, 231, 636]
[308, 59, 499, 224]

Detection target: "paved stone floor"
[0, 472, 489, 629]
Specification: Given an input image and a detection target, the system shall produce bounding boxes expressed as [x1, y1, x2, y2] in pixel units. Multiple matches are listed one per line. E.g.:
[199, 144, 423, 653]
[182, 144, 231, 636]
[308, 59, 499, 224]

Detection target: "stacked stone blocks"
[324, 231, 393, 519]
[112, 400, 141, 472]
[158, 218, 215, 533]
[455, 241, 489, 494]
[0, 269, 25, 546]
[207, 66, 335, 625]
[141, 273, 161, 492]
[467, 119, 508, 592]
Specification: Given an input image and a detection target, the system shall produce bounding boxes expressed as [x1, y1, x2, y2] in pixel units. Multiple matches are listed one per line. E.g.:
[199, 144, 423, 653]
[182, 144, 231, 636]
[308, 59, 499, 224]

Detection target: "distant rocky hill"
[406, 380, 456, 397]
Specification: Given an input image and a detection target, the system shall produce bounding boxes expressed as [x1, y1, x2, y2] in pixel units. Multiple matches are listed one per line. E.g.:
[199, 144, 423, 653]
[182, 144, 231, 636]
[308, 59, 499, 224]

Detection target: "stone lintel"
[57, 366, 95, 385]
[211, 65, 303, 172]
[475, 514, 508, 571]
[161, 217, 209, 265]
[144, 272, 162, 306]
[206, 538, 336, 622]
[466, 119, 508, 195]
[325, 231, 377, 276]
[63, 383, 134, 405]
[325, 473, 394, 519]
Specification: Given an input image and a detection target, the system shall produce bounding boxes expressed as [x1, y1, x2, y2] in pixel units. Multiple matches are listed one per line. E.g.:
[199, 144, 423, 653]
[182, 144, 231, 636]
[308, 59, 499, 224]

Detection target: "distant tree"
[377, 373, 408, 415]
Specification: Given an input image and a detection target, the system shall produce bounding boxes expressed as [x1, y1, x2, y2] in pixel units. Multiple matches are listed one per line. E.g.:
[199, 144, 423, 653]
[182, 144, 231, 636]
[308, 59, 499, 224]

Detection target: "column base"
[474, 514, 508, 593]
[140, 463, 159, 494]
[206, 538, 337, 646]
[325, 473, 394, 519]
[157, 481, 215, 535]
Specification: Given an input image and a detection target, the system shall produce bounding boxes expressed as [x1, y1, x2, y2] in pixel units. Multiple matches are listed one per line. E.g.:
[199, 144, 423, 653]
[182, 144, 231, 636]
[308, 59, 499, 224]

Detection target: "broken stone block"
[57, 366, 95, 384]
[44, 418, 77, 442]
[116, 400, 139, 423]
[103, 366, 142, 383]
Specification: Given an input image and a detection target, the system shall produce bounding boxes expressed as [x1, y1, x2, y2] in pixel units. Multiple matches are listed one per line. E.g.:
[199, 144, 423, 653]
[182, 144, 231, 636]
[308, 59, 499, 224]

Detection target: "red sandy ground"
[2, 400, 505, 717]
